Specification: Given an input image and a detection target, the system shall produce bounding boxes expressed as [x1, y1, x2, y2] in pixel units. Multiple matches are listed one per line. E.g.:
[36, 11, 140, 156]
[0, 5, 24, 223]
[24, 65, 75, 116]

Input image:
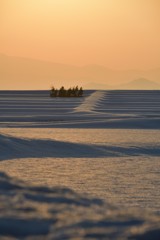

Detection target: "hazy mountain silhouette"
[118, 78, 160, 90]
[84, 79, 160, 90]
[0, 54, 160, 90]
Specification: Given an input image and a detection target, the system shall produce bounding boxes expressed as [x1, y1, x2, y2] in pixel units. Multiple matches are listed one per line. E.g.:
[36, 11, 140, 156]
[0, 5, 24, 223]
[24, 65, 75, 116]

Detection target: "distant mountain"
[0, 54, 160, 90]
[118, 78, 160, 90]
[0, 54, 79, 90]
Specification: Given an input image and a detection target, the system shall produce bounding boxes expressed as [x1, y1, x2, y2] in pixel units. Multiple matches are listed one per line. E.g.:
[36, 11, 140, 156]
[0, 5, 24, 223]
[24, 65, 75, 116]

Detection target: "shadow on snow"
[0, 134, 160, 161]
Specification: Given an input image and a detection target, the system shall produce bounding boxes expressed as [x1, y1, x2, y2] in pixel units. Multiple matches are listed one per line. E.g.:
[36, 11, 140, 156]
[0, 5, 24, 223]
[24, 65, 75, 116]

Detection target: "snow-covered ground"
[0, 90, 160, 239]
[0, 128, 160, 213]
[0, 90, 160, 128]
[0, 171, 160, 240]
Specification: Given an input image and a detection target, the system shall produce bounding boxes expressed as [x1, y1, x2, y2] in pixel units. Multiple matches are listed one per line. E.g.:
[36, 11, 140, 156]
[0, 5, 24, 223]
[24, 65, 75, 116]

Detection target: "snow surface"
[0, 129, 160, 213]
[0, 130, 160, 161]
[0, 171, 160, 240]
[0, 90, 160, 239]
[0, 90, 160, 128]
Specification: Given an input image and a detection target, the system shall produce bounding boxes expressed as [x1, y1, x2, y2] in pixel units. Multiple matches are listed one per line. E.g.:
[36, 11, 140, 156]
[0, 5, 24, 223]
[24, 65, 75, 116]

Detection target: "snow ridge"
[1, 133, 160, 161]
[75, 90, 106, 112]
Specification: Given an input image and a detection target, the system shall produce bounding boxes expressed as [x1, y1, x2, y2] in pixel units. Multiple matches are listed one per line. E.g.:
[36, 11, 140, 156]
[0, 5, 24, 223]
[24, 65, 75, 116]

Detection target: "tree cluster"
[50, 86, 83, 97]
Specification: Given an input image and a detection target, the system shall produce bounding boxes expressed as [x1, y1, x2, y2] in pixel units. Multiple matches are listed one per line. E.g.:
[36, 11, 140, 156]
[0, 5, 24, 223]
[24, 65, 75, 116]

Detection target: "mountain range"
[85, 78, 160, 90]
[0, 53, 160, 90]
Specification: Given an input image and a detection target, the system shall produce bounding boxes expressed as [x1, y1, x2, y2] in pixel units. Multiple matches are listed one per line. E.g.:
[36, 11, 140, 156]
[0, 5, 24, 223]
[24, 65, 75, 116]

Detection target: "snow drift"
[1, 133, 160, 161]
[0, 171, 160, 240]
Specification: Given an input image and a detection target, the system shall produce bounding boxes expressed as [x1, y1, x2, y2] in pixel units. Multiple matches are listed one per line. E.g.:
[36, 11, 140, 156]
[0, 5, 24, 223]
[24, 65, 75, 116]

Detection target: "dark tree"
[78, 87, 83, 97]
[50, 86, 83, 97]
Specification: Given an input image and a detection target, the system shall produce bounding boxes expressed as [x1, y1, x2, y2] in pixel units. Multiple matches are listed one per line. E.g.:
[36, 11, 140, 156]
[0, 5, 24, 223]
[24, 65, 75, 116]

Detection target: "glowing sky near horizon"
[0, 0, 160, 69]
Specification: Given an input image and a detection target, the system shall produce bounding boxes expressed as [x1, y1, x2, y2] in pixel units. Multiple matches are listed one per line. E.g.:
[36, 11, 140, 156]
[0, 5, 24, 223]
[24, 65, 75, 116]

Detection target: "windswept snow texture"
[0, 90, 160, 239]
[0, 129, 160, 212]
[0, 171, 160, 240]
[0, 130, 160, 160]
[0, 90, 160, 128]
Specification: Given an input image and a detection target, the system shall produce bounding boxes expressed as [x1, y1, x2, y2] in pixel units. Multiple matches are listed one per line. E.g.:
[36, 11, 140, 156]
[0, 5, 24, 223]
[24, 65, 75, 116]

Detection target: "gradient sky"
[0, 0, 160, 69]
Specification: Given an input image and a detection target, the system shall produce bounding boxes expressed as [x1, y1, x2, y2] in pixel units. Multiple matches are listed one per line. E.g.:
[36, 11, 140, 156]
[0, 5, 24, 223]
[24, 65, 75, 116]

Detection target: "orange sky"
[0, 0, 160, 69]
